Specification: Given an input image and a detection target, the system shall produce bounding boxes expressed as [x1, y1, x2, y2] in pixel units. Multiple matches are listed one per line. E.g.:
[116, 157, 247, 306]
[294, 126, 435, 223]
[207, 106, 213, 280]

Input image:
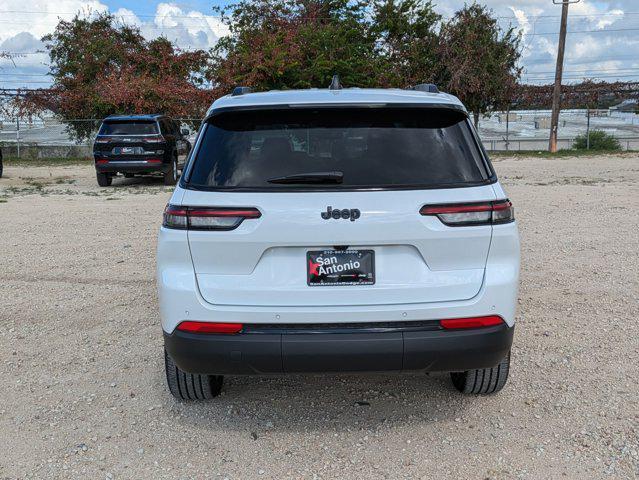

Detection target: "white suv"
[157, 83, 520, 400]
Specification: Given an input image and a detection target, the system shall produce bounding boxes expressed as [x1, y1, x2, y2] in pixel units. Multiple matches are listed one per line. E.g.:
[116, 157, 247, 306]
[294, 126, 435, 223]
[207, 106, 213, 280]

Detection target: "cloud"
[0, 0, 109, 44]
[111, 3, 229, 51]
[143, 3, 229, 50]
[594, 9, 624, 29]
[0, 32, 43, 53]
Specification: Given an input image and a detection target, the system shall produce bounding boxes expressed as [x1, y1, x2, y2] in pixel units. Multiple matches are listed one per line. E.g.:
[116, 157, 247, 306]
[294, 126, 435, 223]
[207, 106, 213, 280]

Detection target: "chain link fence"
[478, 108, 639, 152]
[1, 111, 638, 158]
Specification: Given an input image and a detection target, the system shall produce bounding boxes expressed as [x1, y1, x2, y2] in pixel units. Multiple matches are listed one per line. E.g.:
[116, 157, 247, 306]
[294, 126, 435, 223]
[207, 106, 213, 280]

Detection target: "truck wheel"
[163, 156, 178, 185]
[164, 349, 223, 401]
[96, 172, 112, 187]
[450, 351, 510, 394]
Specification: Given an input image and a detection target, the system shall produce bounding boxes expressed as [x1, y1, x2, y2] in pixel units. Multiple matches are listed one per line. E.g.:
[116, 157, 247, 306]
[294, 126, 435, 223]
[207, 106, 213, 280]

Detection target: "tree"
[19, 13, 211, 140]
[208, 0, 382, 93]
[438, 4, 522, 126]
[372, 0, 441, 87]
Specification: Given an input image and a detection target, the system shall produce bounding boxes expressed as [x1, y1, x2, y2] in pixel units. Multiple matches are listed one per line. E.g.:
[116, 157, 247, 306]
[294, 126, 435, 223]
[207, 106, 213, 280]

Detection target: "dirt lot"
[0, 155, 638, 479]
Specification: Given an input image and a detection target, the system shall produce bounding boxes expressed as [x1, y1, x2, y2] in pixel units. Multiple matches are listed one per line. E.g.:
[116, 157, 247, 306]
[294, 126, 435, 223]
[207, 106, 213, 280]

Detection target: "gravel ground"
[0, 155, 638, 479]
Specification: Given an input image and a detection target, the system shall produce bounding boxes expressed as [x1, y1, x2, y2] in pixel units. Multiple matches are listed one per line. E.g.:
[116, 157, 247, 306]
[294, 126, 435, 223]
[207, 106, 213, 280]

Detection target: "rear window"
[99, 121, 158, 135]
[186, 107, 490, 190]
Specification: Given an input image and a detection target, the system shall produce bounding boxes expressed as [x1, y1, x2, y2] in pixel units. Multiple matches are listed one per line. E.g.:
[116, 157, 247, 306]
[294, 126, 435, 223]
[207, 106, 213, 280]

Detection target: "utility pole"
[549, 0, 579, 152]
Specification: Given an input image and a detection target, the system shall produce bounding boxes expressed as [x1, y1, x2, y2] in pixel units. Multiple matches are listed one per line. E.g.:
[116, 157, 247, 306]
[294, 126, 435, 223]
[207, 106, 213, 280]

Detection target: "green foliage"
[22, 12, 211, 140]
[211, 1, 520, 109]
[209, 0, 382, 92]
[372, 0, 440, 86]
[438, 4, 522, 126]
[573, 130, 621, 151]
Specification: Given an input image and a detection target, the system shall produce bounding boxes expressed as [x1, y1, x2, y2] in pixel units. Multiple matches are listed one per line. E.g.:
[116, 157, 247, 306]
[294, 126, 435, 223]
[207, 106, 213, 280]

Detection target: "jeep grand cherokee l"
[157, 84, 520, 400]
[93, 114, 190, 186]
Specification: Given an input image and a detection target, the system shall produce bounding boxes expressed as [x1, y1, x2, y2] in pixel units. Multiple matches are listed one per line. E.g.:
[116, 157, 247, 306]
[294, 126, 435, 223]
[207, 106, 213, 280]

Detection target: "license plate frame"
[307, 249, 375, 286]
[112, 146, 140, 155]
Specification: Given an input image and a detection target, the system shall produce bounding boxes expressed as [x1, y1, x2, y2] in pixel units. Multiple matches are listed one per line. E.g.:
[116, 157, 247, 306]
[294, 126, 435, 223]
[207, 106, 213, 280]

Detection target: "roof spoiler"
[409, 83, 440, 93]
[231, 86, 252, 96]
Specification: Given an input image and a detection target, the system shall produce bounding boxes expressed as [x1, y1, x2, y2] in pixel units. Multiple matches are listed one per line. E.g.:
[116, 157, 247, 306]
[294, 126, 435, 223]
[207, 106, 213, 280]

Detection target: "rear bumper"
[95, 159, 169, 174]
[164, 322, 514, 375]
[157, 221, 520, 333]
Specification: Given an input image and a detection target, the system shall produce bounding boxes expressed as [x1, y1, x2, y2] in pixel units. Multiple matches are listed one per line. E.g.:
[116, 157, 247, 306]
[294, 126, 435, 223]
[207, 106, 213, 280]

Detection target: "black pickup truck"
[93, 114, 191, 186]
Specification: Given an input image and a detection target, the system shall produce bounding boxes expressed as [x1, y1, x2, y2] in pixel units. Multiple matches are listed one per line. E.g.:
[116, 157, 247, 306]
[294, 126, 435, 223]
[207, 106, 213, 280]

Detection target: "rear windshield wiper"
[267, 171, 344, 184]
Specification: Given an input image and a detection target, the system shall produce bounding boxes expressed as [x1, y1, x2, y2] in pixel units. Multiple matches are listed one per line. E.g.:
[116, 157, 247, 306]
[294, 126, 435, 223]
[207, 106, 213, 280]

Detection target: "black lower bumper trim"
[95, 162, 169, 174]
[164, 322, 514, 375]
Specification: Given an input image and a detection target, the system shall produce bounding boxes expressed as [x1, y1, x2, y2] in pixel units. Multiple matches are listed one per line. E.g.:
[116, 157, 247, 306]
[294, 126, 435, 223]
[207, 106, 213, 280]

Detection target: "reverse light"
[163, 205, 261, 231]
[420, 200, 514, 226]
[440, 315, 504, 329]
[176, 321, 243, 334]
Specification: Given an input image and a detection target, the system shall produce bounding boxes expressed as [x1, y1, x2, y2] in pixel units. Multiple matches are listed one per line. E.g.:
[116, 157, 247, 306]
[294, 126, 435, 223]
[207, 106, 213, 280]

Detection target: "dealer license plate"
[307, 249, 375, 286]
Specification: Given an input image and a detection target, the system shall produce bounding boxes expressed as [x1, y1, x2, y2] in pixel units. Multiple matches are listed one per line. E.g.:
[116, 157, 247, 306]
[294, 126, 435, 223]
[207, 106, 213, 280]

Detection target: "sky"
[1, 0, 639, 90]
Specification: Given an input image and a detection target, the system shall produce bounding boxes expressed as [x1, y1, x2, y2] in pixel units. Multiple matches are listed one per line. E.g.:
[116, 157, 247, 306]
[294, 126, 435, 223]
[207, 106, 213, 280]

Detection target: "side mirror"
[181, 128, 190, 136]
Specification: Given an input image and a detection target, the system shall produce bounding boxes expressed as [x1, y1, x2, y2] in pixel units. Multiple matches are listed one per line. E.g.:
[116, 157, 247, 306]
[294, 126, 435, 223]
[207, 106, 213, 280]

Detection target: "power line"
[523, 27, 639, 36]
[523, 74, 639, 81]
[1, 8, 639, 19]
[524, 68, 639, 75]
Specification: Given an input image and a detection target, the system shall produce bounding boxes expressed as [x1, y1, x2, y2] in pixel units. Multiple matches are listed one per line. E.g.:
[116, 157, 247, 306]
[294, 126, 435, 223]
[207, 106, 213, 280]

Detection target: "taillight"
[163, 205, 261, 231]
[420, 200, 514, 226]
[176, 321, 243, 334]
[94, 137, 110, 144]
[144, 135, 165, 143]
[440, 315, 504, 329]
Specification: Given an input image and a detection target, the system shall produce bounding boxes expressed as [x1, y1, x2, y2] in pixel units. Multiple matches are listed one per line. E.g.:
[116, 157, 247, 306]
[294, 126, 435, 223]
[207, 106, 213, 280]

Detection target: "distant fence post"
[16, 118, 20, 159]
[586, 108, 590, 150]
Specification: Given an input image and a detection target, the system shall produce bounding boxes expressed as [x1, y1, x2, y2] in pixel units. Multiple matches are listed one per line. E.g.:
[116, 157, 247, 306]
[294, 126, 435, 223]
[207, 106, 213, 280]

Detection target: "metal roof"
[207, 88, 465, 116]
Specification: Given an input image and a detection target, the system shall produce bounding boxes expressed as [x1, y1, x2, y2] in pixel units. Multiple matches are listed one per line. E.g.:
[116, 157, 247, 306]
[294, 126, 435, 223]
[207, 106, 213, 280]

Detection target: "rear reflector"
[440, 315, 504, 329]
[95, 159, 109, 164]
[176, 321, 243, 334]
[420, 200, 514, 226]
[163, 204, 261, 231]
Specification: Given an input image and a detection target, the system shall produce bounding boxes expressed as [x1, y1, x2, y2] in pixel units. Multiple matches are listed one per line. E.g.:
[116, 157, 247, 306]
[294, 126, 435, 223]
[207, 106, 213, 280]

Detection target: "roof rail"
[231, 86, 252, 96]
[410, 83, 440, 94]
[328, 75, 342, 90]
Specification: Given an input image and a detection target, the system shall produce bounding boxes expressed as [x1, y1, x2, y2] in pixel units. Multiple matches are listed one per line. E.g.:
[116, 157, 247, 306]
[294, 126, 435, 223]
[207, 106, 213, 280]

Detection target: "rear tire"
[450, 351, 510, 395]
[164, 349, 223, 401]
[163, 156, 178, 186]
[96, 172, 112, 187]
